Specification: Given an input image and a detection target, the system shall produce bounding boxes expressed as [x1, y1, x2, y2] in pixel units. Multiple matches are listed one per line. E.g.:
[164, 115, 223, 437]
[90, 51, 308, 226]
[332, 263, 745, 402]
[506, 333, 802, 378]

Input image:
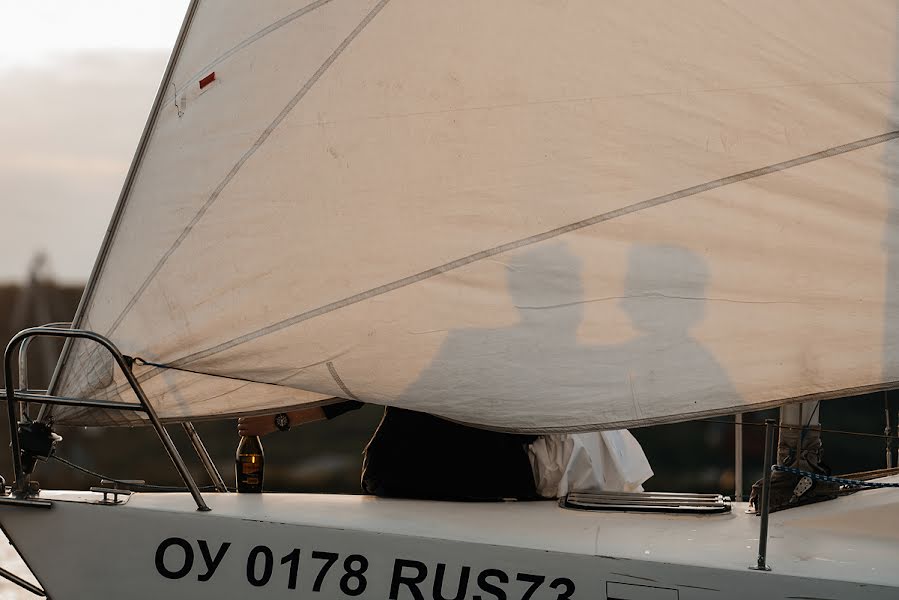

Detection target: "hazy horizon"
[0, 1, 189, 284]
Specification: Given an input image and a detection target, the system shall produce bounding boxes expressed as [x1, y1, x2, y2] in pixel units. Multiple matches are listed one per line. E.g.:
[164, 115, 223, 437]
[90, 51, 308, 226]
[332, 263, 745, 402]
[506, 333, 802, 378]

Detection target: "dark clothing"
[323, 401, 538, 501]
[321, 400, 365, 420]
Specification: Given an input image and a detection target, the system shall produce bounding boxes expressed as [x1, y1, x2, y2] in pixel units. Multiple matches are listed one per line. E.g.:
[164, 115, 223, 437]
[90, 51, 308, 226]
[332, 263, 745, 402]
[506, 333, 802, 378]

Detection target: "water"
[0, 536, 39, 599]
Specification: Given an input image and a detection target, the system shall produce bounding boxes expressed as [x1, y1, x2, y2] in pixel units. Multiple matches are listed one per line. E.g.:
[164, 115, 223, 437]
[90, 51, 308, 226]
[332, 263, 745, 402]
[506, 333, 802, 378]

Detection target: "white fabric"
[51, 1, 899, 429]
[781, 401, 821, 427]
[528, 431, 653, 498]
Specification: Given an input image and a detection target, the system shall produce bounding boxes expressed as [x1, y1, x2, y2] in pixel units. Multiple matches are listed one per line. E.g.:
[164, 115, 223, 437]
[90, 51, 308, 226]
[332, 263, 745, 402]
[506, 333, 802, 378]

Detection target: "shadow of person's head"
[506, 243, 584, 331]
[621, 244, 709, 335]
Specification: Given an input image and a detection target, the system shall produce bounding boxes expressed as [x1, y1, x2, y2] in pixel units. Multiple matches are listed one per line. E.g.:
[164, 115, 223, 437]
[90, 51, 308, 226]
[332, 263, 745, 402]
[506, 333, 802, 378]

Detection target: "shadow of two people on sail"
[402, 242, 736, 428]
[397, 242, 737, 495]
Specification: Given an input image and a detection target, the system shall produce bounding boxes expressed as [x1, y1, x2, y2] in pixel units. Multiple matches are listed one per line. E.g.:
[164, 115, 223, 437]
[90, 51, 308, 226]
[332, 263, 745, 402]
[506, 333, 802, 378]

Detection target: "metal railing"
[17, 321, 71, 423]
[734, 413, 743, 502]
[750, 418, 777, 571]
[3, 327, 210, 511]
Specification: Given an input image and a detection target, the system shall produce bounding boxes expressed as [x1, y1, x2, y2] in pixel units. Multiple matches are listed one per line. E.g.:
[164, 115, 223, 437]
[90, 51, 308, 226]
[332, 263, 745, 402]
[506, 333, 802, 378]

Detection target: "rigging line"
[104, 0, 393, 339]
[704, 419, 898, 440]
[128, 357, 332, 402]
[166, 129, 899, 368]
[50, 455, 226, 492]
[164, 0, 337, 107]
[804, 400, 821, 428]
[799, 400, 821, 445]
[132, 357, 328, 390]
[96, 352, 344, 404]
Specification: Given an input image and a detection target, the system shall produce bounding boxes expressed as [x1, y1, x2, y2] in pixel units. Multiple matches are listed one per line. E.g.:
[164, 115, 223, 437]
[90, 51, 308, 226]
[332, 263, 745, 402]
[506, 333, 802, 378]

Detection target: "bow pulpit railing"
[2, 326, 211, 511]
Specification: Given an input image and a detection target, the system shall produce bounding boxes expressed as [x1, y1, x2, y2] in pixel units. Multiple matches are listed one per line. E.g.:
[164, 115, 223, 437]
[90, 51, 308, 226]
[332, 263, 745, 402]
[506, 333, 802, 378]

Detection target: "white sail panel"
[54, 0, 898, 429]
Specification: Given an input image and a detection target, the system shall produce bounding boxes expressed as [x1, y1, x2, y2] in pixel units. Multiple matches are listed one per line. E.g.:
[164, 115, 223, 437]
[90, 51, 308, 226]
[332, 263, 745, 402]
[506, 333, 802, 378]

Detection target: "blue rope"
[772, 465, 899, 488]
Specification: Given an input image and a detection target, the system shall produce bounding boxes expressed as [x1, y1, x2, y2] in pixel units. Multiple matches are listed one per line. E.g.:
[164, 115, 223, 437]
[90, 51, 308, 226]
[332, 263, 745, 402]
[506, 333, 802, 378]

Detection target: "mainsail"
[51, 0, 898, 430]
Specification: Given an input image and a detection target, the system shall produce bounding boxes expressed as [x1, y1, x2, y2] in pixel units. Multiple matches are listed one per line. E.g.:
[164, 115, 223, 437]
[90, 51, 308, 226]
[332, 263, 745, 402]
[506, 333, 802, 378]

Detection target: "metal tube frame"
[885, 392, 893, 469]
[734, 413, 743, 502]
[181, 422, 228, 492]
[17, 322, 71, 422]
[0, 564, 45, 597]
[750, 418, 777, 571]
[3, 327, 210, 511]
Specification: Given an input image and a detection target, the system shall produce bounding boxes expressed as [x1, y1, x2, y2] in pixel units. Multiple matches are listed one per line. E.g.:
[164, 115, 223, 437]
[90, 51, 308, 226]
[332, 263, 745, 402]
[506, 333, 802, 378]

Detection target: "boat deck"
[41, 473, 899, 587]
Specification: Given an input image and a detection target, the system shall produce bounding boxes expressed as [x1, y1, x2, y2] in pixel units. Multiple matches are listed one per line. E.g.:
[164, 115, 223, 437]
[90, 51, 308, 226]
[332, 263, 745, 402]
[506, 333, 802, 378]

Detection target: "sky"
[0, 0, 191, 283]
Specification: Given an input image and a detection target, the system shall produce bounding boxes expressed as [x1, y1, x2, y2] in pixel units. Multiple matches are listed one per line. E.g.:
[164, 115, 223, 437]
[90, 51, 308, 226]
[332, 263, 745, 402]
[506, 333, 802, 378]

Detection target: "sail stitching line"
[326, 361, 360, 401]
[162, 129, 899, 368]
[164, 0, 337, 107]
[515, 293, 803, 310]
[104, 0, 393, 338]
[289, 79, 891, 131]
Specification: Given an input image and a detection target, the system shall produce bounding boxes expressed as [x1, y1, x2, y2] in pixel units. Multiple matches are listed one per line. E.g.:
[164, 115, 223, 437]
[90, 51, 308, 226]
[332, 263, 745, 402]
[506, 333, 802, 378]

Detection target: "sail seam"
[104, 0, 393, 339]
[163, 130, 899, 368]
[165, 0, 338, 107]
[326, 361, 360, 401]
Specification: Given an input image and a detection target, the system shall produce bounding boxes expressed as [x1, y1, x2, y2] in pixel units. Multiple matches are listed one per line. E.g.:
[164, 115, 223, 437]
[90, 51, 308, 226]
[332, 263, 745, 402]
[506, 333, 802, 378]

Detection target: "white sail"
[52, 0, 898, 430]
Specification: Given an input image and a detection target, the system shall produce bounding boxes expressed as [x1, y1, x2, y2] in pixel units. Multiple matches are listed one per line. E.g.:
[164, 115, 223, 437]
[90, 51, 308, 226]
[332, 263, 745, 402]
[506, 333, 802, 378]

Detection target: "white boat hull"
[1, 485, 897, 599]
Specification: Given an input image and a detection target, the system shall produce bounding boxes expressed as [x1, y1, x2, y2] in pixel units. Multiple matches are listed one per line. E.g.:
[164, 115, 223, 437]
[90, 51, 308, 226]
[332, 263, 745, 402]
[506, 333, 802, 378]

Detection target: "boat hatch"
[561, 490, 731, 514]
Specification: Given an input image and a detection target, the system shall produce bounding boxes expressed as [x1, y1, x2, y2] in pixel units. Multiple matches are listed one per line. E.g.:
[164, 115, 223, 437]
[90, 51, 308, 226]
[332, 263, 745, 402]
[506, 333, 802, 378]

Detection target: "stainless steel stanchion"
[750, 418, 776, 571]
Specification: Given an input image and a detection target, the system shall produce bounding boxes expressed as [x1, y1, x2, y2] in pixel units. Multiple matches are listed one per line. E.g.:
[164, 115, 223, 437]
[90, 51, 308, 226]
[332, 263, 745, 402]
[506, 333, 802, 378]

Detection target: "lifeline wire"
[704, 419, 898, 441]
[50, 455, 229, 492]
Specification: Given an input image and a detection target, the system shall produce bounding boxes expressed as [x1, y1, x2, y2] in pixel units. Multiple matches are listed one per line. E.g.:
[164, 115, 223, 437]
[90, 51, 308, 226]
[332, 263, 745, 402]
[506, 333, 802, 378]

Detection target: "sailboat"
[2, 0, 899, 597]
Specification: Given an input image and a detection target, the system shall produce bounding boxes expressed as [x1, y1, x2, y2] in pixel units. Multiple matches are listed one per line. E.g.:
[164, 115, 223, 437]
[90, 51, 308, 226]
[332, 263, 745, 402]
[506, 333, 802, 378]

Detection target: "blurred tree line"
[0, 279, 895, 498]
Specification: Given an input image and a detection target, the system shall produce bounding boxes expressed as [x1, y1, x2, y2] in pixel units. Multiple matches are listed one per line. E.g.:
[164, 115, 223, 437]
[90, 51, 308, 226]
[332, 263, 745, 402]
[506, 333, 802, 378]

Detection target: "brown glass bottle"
[235, 435, 264, 493]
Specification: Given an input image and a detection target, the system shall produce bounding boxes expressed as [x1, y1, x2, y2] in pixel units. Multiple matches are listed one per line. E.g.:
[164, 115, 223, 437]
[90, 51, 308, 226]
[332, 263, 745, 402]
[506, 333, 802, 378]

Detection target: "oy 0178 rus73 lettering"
[154, 537, 576, 599]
